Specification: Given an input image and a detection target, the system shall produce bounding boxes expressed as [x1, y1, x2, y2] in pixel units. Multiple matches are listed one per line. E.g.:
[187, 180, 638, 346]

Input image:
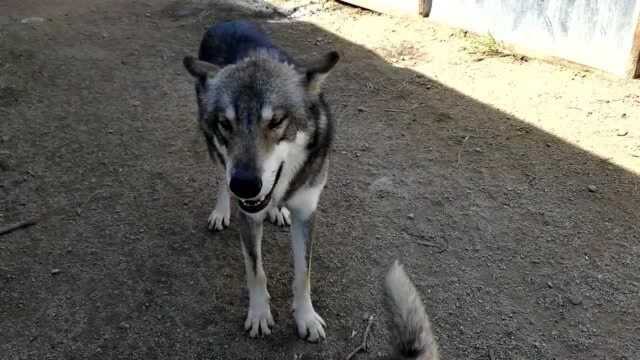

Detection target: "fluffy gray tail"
[385, 261, 440, 360]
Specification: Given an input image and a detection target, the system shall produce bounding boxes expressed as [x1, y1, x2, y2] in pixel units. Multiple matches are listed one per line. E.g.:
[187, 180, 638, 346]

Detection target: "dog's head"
[183, 50, 339, 213]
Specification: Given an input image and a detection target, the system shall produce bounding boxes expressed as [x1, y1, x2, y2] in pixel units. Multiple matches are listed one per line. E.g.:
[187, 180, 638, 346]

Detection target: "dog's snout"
[230, 169, 262, 199]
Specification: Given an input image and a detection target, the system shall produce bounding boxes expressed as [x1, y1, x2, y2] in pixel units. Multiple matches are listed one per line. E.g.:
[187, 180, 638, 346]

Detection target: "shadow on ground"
[0, 0, 638, 359]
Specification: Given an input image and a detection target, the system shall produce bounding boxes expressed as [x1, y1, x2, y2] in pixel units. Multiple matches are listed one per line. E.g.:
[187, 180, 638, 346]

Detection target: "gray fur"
[237, 209, 262, 275]
[289, 209, 315, 304]
[200, 51, 298, 166]
[186, 49, 338, 204]
[385, 261, 440, 360]
[283, 100, 332, 201]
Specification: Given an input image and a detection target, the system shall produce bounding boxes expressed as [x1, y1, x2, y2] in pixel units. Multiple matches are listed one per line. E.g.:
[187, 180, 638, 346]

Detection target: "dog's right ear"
[183, 56, 219, 80]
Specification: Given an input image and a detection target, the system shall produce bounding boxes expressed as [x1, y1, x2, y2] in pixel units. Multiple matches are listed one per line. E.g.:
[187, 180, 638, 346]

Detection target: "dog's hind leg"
[238, 211, 274, 337]
[208, 179, 231, 231]
[287, 183, 327, 342]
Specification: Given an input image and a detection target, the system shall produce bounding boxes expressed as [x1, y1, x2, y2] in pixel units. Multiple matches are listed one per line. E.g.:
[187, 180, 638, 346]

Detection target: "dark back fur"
[198, 21, 293, 67]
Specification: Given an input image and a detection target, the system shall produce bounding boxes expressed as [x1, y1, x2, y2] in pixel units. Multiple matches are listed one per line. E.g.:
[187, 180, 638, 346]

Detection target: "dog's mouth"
[237, 163, 284, 214]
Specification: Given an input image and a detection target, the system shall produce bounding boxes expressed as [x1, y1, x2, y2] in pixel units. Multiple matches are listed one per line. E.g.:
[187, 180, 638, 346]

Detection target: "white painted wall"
[429, 0, 640, 76]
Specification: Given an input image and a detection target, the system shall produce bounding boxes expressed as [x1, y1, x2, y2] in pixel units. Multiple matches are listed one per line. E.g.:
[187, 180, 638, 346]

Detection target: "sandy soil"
[1, 0, 639, 359]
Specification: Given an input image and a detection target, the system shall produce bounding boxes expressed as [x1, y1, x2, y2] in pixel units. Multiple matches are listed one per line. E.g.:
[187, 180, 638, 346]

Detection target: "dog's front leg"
[207, 155, 231, 231]
[238, 211, 274, 337]
[208, 183, 230, 231]
[290, 209, 326, 342]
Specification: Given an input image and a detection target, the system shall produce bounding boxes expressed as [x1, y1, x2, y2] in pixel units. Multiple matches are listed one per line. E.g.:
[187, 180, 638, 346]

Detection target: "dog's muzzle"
[237, 163, 284, 213]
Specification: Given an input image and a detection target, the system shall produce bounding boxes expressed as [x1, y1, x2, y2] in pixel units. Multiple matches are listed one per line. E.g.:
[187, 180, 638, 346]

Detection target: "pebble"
[407, 213, 415, 219]
[587, 185, 598, 193]
[568, 295, 583, 305]
[50, 269, 61, 275]
[357, 106, 366, 112]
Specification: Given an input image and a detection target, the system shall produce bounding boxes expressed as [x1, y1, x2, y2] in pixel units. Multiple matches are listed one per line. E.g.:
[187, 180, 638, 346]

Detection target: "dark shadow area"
[0, 0, 638, 359]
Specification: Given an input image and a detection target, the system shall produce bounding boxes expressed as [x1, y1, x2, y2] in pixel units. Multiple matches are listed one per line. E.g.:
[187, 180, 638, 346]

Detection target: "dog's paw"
[294, 305, 326, 342]
[244, 303, 275, 337]
[207, 207, 230, 231]
[267, 206, 291, 227]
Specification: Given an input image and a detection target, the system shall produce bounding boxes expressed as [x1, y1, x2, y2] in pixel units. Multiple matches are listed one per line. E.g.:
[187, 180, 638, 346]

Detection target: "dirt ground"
[1, 0, 639, 359]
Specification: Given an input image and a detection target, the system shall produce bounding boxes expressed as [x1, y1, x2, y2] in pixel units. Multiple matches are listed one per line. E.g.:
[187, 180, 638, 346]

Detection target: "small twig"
[416, 240, 441, 248]
[194, 9, 212, 22]
[346, 315, 375, 360]
[76, 189, 108, 215]
[0, 220, 36, 236]
[384, 108, 409, 113]
[404, 230, 448, 253]
[416, 240, 448, 254]
[456, 135, 471, 167]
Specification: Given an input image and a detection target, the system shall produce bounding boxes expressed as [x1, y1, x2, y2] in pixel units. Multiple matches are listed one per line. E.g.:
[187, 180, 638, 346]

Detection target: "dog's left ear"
[183, 56, 219, 80]
[305, 51, 340, 95]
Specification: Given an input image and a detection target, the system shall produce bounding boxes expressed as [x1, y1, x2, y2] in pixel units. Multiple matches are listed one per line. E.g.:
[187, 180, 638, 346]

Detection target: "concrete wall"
[429, 0, 640, 77]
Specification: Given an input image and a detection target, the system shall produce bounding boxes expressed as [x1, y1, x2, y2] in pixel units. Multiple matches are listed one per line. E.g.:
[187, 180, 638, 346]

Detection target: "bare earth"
[1, 0, 639, 359]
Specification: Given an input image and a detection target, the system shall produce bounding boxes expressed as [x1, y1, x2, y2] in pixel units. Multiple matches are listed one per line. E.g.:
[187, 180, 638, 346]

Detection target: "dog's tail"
[385, 261, 440, 360]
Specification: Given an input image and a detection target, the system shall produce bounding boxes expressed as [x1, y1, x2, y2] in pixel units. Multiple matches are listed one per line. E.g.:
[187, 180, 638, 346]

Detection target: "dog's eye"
[218, 118, 232, 132]
[268, 115, 288, 130]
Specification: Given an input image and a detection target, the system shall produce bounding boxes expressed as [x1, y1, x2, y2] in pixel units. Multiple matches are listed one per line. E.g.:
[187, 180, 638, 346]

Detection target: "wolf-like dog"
[183, 20, 339, 341]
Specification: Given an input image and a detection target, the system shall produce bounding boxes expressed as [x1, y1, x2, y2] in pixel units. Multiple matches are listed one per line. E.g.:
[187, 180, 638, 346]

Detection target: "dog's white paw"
[267, 206, 291, 227]
[207, 207, 230, 231]
[294, 305, 326, 342]
[244, 301, 275, 337]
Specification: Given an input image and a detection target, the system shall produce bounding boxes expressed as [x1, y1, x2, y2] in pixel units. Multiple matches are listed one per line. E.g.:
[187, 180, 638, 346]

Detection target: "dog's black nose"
[230, 169, 262, 199]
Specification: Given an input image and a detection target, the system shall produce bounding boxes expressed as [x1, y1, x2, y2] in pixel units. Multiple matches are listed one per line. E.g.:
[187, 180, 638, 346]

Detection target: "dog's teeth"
[241, 199, 262, 206]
